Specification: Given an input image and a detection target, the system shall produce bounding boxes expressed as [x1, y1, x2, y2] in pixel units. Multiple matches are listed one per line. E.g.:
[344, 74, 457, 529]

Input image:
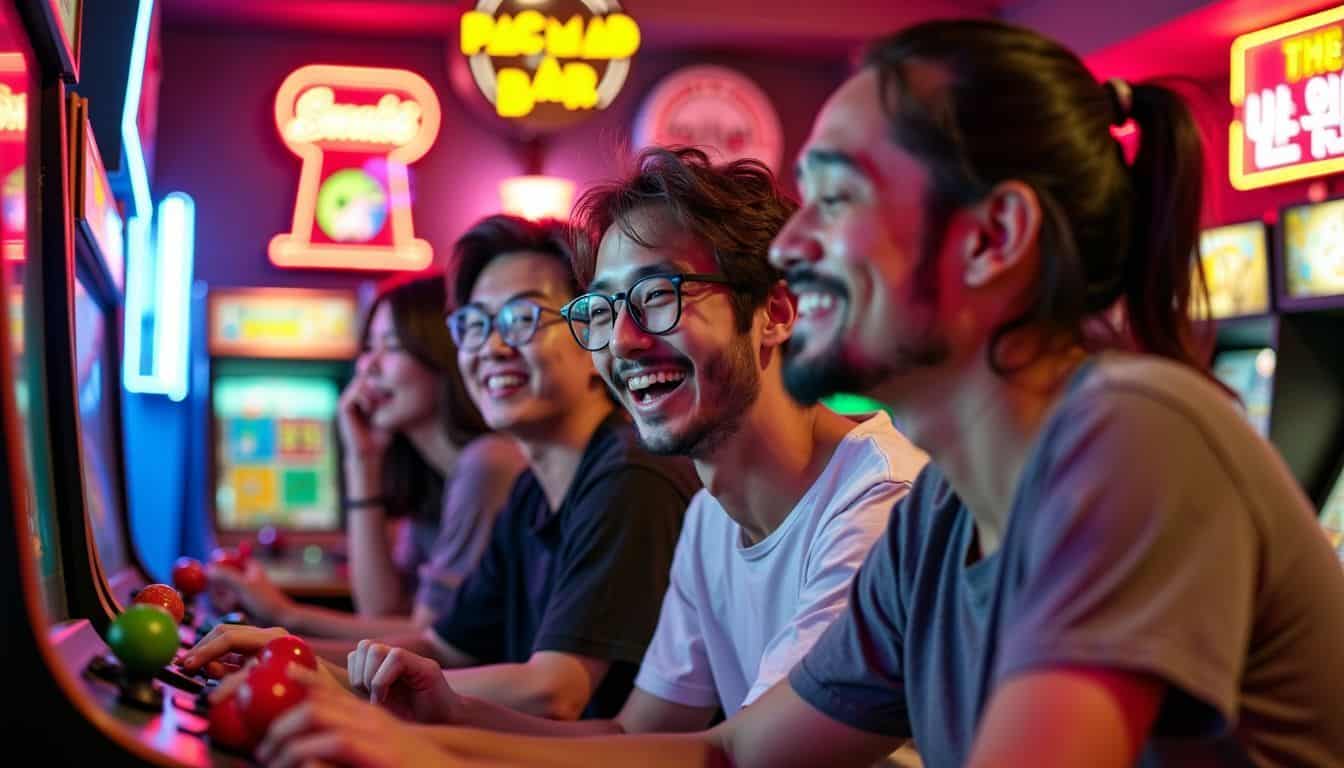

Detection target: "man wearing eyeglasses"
[335, 149, 925, 749]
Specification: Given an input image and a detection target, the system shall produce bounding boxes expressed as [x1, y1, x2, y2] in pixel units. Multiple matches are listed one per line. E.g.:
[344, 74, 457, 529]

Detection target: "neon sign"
[123, 194, 194, 401]
[269, 65, 440, 272]
[460, 0, 639, 129]
[1230, 6, 1344, 190]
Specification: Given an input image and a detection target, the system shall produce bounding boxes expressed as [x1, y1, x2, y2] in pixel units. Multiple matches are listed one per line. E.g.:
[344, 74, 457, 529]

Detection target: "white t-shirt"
[634, 412, 928, 716]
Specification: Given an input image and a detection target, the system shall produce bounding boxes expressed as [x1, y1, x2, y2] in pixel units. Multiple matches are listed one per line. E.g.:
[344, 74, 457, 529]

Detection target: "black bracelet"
[343, 496, 389, 511]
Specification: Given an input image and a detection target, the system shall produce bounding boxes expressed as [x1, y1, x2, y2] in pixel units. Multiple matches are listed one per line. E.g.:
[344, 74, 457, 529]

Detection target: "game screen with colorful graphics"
[1211, 348, 1275, 438]
[1319, 468, 1344, 564]
[213, 375, 341, 531]
[74, 279, 127, 575]
[1196, 221, 1269, 318]
[1282, 199, 1344, 300]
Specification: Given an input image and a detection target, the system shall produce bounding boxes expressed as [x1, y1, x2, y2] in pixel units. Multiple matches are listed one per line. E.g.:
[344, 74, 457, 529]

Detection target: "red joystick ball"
[237, 661, 309, 736]
[208, 693, 259, 753]
[211, 547, 246, 572]
[132, 583, 185, 624]
[172, 558, 207, 598]
[259, 636, 318, 672]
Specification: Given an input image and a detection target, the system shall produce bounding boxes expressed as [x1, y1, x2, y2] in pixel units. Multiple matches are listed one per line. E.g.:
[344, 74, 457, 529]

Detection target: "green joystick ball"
[107, 604, 180, 675]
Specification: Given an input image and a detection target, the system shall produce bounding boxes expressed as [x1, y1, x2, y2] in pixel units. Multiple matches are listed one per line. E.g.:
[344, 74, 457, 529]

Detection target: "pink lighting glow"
[499, 175, 575, 221]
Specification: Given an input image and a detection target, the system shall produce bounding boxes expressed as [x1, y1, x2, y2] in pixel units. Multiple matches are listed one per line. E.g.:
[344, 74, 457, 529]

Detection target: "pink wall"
[152, 25, 847, 289]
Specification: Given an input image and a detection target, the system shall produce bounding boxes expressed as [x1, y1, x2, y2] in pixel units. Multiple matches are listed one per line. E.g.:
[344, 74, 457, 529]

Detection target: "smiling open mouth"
[624, 369, 688, 406]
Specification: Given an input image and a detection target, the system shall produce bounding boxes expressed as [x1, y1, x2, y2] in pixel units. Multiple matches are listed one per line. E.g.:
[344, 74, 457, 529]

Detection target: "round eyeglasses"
[560, 273, 740, 352]
[445, 298, 566, 353]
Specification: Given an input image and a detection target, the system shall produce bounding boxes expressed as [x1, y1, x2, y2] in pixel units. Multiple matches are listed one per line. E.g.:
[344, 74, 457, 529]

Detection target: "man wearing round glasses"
[338, 148, 924, 747]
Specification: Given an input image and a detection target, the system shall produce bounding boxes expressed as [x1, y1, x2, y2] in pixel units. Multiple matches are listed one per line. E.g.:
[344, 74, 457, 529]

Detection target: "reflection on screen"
[74, 280, 128, 575]
[1282, 199, 1344, 300]
[213, 375, 340, 531]
[1320, 469, 1344, 564]
[1211, 348, 1275, 438]
[1195, 221, 1269, 318]
[0, 14, 63, 620]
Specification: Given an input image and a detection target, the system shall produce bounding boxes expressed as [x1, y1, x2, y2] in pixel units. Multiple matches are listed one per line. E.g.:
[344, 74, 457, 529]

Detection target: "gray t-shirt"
[791, 354, 1344, 768]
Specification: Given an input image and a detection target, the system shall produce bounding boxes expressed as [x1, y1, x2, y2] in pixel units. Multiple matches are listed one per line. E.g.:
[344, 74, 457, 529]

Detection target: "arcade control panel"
[49, 548, 315, 765]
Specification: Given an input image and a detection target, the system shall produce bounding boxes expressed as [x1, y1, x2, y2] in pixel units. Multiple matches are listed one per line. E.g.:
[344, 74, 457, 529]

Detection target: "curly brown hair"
[570, 146, 798, 332]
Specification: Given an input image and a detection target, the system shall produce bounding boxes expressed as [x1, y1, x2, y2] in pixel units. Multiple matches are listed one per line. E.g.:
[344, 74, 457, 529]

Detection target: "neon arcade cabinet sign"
[270, 65, 440, 271]
[1231, 6, 1344, 190]
[459, 0, 639, 130]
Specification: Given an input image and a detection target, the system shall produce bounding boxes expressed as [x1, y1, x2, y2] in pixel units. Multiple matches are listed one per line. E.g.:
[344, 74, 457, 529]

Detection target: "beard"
[638, 334, 760, 460]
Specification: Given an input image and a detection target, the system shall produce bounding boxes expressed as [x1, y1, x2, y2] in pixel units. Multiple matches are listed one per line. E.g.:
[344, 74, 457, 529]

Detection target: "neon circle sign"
[459, 0, 640, 132]
[269, 65, 440, 271]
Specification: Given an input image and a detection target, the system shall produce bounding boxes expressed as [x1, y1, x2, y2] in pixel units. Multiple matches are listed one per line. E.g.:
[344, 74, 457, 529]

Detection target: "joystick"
[105, 604, 180, 710]
[133, 583, 186, 624]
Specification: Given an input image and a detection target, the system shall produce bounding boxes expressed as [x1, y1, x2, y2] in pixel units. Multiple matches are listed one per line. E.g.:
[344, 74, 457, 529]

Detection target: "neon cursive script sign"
[284, 87, 424, 147]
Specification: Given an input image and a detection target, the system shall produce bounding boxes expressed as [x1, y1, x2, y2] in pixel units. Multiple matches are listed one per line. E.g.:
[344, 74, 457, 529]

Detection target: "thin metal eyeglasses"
[445, 298, 566, 353]
[559, 273, 741, 352]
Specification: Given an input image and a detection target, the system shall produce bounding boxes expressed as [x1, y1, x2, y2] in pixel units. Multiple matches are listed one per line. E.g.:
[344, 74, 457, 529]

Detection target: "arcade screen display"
[1320, 468, 1344, 563]
[1281, 199, 1344, 300]
[1211, 348, 1275, 438]
[73, 279, 127, 575]
[1, 19, 64, 620]
[1196, 221, 1270, 318]
[213, 374, 341, 532]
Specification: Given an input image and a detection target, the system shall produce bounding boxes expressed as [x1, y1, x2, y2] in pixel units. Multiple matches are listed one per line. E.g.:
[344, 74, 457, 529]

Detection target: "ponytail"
[1123, 82, 1207, 369]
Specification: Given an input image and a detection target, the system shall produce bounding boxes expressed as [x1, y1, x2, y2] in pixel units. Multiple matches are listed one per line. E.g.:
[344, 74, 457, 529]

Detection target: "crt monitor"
[1211, 348, 1275, 439]
[1196, 220, 1270, 319]
[73, 277, 129, 577]
[1280, 198, 1344, 304]
[213, 367, 342, 533]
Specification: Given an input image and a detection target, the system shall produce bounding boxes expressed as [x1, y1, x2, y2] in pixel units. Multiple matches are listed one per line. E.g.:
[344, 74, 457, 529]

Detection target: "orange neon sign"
[269, 65, 440, 271]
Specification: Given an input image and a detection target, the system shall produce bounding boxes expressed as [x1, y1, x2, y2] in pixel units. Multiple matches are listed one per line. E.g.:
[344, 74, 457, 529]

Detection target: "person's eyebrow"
[794, 148, 878, 184]
[589, 262, 686, 294]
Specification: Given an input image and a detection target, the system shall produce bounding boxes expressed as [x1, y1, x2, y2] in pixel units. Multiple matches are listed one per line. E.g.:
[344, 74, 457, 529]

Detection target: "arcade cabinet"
[1, 1, 228, 762]
[1273, 198, 1344, 551]
[1198, 220, 1277, 439]
[194, 286, 358, 598]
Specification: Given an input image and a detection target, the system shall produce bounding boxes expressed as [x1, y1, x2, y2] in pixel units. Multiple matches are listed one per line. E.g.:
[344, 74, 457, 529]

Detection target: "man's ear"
[759, 279, 796, 350]
[962, 180, 1041, 288]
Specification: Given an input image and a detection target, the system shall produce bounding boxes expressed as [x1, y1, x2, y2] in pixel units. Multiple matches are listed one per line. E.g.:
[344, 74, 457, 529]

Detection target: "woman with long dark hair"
[206, 274, 525, 638]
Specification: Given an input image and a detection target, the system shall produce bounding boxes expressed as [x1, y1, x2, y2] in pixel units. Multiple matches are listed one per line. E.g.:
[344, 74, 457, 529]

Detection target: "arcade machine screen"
[213, 373, 341, 532]
[1196, 221, 1270, 318]
[1281, 199, 1344, 301]
[1, 32, 64, 621]
[73, 279, 128, 576]
[1211, 348, 1275, 438]
[1320, 468, 1344, 563]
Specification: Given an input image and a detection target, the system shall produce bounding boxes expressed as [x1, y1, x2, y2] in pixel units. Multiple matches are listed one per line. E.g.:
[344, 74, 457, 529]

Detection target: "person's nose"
[609, 301, 655, 359]
[769, 207, 824, 274]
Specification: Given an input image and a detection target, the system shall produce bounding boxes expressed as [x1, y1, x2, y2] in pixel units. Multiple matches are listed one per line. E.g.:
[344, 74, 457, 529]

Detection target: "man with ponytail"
[250, 20, 1344, 768]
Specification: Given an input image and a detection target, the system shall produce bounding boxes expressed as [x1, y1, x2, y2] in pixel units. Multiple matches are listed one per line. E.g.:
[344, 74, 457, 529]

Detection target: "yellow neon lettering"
[496, 68, 535, 117]
[285, 87, 423, 146]
[460, 11, 494, 55]
[581, 16, 609, 59]
[1281, 26, 1344, 83]
[0, 85, 25, 132]
[487, 15, 517, 57]
[531, 56, 566, 103]
[546, 16, 583, 58]
[562, 63, 598, 109]
[603, 14, 641, 59]
[514, 10, 546, 56]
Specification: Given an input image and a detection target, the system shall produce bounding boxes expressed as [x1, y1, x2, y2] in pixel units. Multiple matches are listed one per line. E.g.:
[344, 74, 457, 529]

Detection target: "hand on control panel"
[346, 640, 463, 725]
[256, 670, 451, 768]
[205, 561, 294, 627]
